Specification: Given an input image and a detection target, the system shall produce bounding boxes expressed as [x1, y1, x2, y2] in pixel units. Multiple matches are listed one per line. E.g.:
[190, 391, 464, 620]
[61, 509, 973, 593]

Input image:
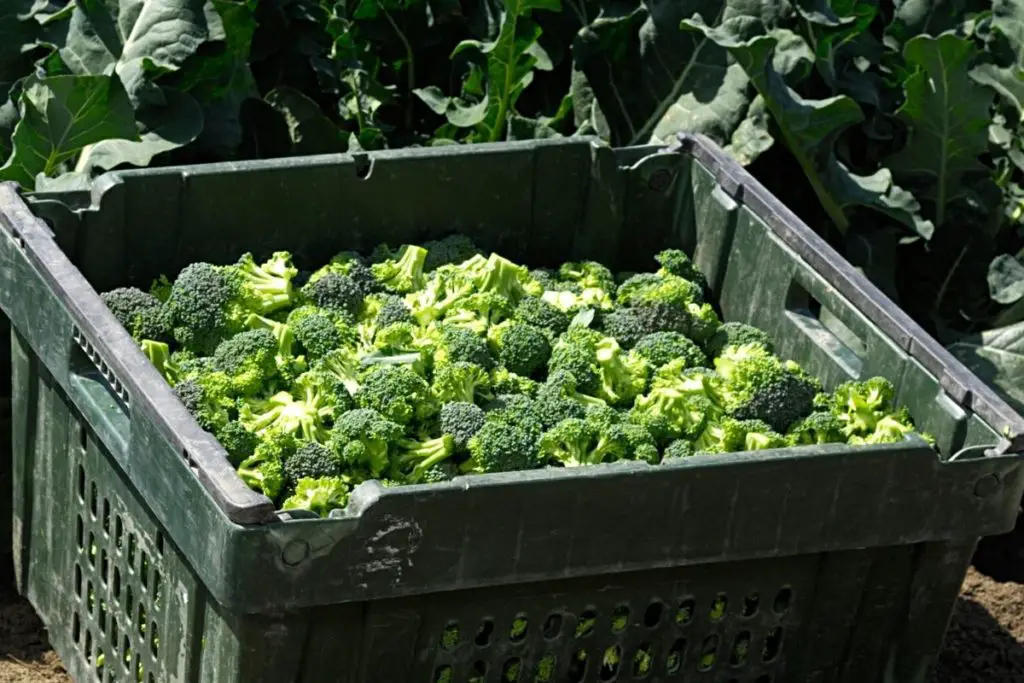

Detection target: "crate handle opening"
[68, 330, 130, 457]
[784, 278, 866, 379]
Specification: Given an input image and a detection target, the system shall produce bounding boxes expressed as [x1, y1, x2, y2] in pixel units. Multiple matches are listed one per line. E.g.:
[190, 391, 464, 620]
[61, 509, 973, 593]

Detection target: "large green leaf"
[571, 1, 786, 148]
[885, 33, 993, 228]
[1, 1, 41, 84]
[887, 0, 989, 47]
[682, 18, 932, 239]
[265, 85, 347, 155]
[948, 322, 1024, 414]
[58, 0, 212, 103]
[0, 73, 137, 188]
[796, 0, 883, 106]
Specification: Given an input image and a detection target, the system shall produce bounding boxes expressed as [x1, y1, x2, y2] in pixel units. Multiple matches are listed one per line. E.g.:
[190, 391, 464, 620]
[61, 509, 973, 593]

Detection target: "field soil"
[2, 564, 1023, 682]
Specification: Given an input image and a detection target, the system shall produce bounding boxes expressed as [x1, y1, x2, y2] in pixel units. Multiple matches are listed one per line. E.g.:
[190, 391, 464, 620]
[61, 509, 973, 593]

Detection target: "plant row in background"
[2, 0, 1024, 416]
[101, 235, 928, 516]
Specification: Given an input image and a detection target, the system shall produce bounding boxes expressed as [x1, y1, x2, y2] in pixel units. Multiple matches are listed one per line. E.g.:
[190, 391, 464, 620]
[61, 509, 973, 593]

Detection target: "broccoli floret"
[393, 434, 455, 482]
[281, 476, 350, 516]
[634, 331, 707, 370]
[685, 302, 722, 344]
[714, 344, 818, 432]
[290, 310, 346, 360]
[594, 337, 649, 407]
[284, 441, 343, 486]
[483, 393, 546, 437]
[513, 296, 570, 338]
[214, 421, 260, 466]
[314, 347, 364, 396]
[558, 261, 617, 292]
[830, 377, 897, 438]
[541, 287, 615, 312]
[548, 327, 605, 395]
[239, 371, 350, 442]
[693, 416, 748, 453]
[618, 421, 660, 464]
[539, 418, 605, 467]
[490, 366, 540, 396]
[167, 262, 248, 354]
[212, 328, 279, 396]
[308, 251, 367, 283]
[601, 303, 695, 349]
[358, 365, 438, 425]
[490, 321, 551, 377]
[227, 251, 298, 315]
[847, 405, 928, 445]
[371, 244, 428, 293]
[431, 361, 493, 404]
[654, 249, 708, 289]
[705, 321, 774, 358]
[736, 419, 788, 451]
[433, 325, 495, 369]
[616, 272, 703, 309]
[174, 377, 229, 432]
[632, 388, 715, 442]
[243, 313, 305, 382]
[329, 408, 404, 477]
[663, 439, 695, 459]
[536, 369, 606, 417]
[237, 436, 293, 500]
[423, 234, 482, 271]
[786, 411, 846, 446]
[439, 401, 486, 452]
[444, 289, 517, 333]
[142, 339, 179, 384]
[102, 287, 173, 343]
[301, 273, 366, 316]
[367, 293, 414, 328]
[472, 253, 543, 303]
[465, 421, 545, 473]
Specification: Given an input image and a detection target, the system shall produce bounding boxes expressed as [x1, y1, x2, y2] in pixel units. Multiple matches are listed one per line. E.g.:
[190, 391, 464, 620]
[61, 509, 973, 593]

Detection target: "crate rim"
[1, 133, 1022, 532]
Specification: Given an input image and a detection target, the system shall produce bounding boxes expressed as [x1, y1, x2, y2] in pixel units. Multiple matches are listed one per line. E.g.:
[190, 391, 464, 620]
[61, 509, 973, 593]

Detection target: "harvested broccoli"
[239, 371, 350, 442]
[706, 321, 774, 358]
[102, 287, 173, 343]
[593, 337, 649, 407]
[655, 249, 708, 291]
[513, 296, 571, 338]
[329, 408, 404, 477]
[663, 439, 695, 459]
[714, 344, 819, 433]
[602, 303, 696, 349]
[431, 361, 492, 404]
[786, 411, 846, 446]
[483, 393, 546, 437]
[212, 328, 279, 396]
[372, 244, 428, 293]
[282, 477, 349, 516]
[284, 441, 344, 486]
[616, 272, 703, 309]
[290, 310, 347, 360]
[237, 433, 295, 499]
[423, 234, 482, 271]
[393, 434, 455, 482]
[358, 365, 438, 425]
[167, 262, 248, 354]
[490, 366, 540, 396]
[315, 347, 363, 396]
[215, 421, 261, 466]
[366, 293, 414, 327]
[301, 273, 366, 316]
[633, 331, 707, 370]
[228, 251, 298, 314]
[465, 421, 545, 473]
[433, 325, 495, 369]
[439, 401, 486, 452]
[558, 261, 617, 292]
[490, 321, 551, 377]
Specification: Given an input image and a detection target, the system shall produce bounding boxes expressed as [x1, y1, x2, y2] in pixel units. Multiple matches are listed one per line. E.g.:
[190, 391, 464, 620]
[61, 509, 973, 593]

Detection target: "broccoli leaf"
[948, 322, 1024, 413]
[0, 74, 138, 188]
[885, 33, 993, 229]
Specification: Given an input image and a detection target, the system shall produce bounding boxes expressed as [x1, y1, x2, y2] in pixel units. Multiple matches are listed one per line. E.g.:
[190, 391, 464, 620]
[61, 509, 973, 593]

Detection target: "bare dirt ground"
[2, 564, 1023, 682]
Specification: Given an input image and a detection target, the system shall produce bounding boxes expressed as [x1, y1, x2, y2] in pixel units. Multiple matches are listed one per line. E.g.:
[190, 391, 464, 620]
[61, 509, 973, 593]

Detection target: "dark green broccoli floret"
[465, 421, 545, 473]
[654, 249, 708, 291]
[423, 234, 482, 271]
[439, 401, 486, 452]
[329, 408, 404, 477]
[167, 262, 248, 354]
[432, 361, 492, 404]
[513, 296, 571, 338]
[284, 441, 344, 486]
[237, 433, 295, 500]
[358, 365, 438, 426]
[786, 411, 846, 446]
[483, 393, 545, 437]
[372, 244, 428, 293]
[102, 287, 173, 343]
[558, 261, 617, 292]
[373, 294, 414, 327]
[174, 378, 229, 433]
[705, 322, 774, 358]
[314, 347, 363, 396]
[663, 439, 695, 459]
[634, 331, 707, 369]
[214, 421, 260, 466]
[539, 418, 606, 467]
[533, 374, 589, 428]
[490, 366, 540, 397]
[714, 344, 819, 433]
[601, 303, 694, 349]
[434, 325, 495, 369]
[735, 419, 789, 451]
[548, 327, 605, 395]
[693, 416, 748, 453]
[491, 321, 551, 377]
[290, 311, 345, 360]
[281, 476, 349, 516]
[212, 328, 279, 396]
[616, 272, 703, 308]
[301, 273, 366, 316]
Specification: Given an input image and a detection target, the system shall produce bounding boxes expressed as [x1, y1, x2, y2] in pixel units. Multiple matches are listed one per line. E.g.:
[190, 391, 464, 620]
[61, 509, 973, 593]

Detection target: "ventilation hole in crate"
[698, 635, 718, 672]
[77, 515, 84, 550]
[115, 517, 124, 551]
[87, 582, 95, 614]
[575, 609, 597, 638]
[126, 585, 134, 616]
[85, 630, 93, 660]
[137, 603, 148, 637]
[99, 601, 107, 634]
[610, 605, 629, 633]
[128, 534, 137, 569]
[111, 618, 119, 646]
[535, 654, 557, 682]
[543, 613, 563, 639]
[121, 635, 131, 665]
[88, 533, 97, 567]
[567, 650, 587, 682]
[676, 598, 695, 626]
[153, 570, 163, 608]
[150, 622, 159, 656]
[156, 532, 165, 557]
[599, 645, 621, 680]
[102, 499, 110, 535]
[510, 614, 528, 643]
[113, 568, 121, 603]
[141, 552, 150, 590]
[666, 639, 686, 674]
[632, 644, 654, 679]
[95, 648, 106, 675]
[743, 593, 760, 617]
[79, 424, 88, 452]
[468, 660, 487, 683]
[730, 632, 750, 667]
[773, 588, 792, 614]
[148, 672, 155, 683]
[90, 482, 98, 518]
[440, 623, 460, 651]
[709, 594, 728, 621]
[475, 619, 494, 647]
[433, 665, 452, 683]
[74, 564, 82, 598]
[503, 657, 522, 681]
[101, 549, 109, 586]
[72, 613, 81, 644]
[77, 466, 85, 501]
[763, 627, 783, 662]
[643, 602, 662, 628]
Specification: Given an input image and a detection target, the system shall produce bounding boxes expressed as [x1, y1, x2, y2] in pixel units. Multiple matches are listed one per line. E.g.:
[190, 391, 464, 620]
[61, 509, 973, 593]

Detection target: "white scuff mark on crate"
[361, 514, 423, 584]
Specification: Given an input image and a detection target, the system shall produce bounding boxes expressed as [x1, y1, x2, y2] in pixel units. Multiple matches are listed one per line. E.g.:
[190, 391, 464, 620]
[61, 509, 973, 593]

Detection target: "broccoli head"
[465, 421, 545, 473]
[633, 331, 707, 370]
[705, 321, 774, 358]
[786, 411, 846, 446]
[654, 249, 708, 291]
[284, 441, 344, 487]
[693, 416, 748, 453]
[433, 325, 495, 369]
[736, 419, 788, 451]
[281, 476, 350, 516]
[423, 234, 482, 271]
[214, 421, 260, 466]
[239, 371, 350, 442]
[663, 439, 695, 459]
[301, 273, 366, 316]
[289, 309, 349, 360]
[101, 287, 173, 343]
[358, 365, 438, 425]
[601, 303, 695, 349]
[830, 377, 897, 438]
[226, 251, 298, 315]
[174, 377, 230, 433]
[513, 296, 570, 339]
[490, 366, 540, 397]
[490, 321, 551, 377]
[237, 434, 295, 500]
[431, 361, 492, 404]
[167, 262, 248, 354]
[329, 408, 404, 477]
[371, 244, 428, 293]
[616, 272, 703, 309]
[558, 261, 617, 292]
[482, 393, 546, 437]
[212, 328, 279, 396]
[364, 293, 414, 328]
[393, 434, 456, 483]
[439, 401, 486, 452]
[714, 344, 818, 432]
[593, 337, 649, 407]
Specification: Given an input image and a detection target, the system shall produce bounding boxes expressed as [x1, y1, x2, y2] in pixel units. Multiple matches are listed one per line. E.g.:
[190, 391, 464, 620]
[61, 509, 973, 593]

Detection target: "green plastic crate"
[2, 134, 1023, 683]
